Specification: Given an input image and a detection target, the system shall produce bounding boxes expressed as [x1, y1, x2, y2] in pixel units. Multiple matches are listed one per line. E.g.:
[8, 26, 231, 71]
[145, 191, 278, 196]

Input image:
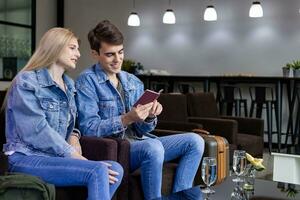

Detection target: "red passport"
[133, 89, 162, 107]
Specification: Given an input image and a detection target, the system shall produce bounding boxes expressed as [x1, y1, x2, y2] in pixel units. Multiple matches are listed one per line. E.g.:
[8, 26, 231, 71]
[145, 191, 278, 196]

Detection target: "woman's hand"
[68, 134, 82, 155]
[101, 161, 120, 184]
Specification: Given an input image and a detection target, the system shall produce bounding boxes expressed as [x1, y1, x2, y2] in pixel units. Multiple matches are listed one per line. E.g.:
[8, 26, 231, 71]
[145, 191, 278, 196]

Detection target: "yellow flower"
[246, 153, 266, 171]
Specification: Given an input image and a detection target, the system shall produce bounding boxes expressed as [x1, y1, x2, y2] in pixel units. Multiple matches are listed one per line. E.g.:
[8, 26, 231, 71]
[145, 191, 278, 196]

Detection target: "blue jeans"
[8, 153, 123, 200]
[130, 133, 204, 200]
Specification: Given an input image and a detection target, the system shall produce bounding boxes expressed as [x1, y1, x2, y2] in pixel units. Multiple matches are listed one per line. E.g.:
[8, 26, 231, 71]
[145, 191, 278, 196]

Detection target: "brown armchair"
[0, 136, 122, 200]
[186, 92, 264, 157]
[156, 93, 203, 132]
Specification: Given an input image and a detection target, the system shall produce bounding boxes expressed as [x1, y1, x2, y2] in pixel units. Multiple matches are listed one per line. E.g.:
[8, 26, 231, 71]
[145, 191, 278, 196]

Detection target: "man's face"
[94, 42, 124, 77]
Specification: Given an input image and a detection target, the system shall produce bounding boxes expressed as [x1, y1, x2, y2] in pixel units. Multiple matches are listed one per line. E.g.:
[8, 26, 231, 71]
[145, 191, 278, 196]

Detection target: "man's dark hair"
[88, 20, 124, 53]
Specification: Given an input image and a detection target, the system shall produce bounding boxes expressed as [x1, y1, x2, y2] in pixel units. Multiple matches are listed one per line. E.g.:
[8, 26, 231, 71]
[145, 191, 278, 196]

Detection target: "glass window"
[0, 0, 34, 80]
[0, 0, 32, 25]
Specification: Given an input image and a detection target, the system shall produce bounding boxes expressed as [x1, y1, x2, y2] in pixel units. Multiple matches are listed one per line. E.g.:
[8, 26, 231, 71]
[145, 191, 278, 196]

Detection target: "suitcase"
[193, 129, 230, 185]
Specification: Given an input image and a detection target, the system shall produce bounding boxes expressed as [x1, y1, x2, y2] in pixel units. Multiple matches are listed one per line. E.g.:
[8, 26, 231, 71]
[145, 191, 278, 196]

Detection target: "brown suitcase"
[193, 129, 229, 185]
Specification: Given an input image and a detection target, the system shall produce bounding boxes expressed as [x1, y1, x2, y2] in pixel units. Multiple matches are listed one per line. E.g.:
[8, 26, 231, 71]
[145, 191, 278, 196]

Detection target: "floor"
[255, 149, 274, 180]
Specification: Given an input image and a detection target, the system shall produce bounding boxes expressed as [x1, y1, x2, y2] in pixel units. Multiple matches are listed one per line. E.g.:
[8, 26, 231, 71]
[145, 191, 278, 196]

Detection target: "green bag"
[0, 173, 55, 200]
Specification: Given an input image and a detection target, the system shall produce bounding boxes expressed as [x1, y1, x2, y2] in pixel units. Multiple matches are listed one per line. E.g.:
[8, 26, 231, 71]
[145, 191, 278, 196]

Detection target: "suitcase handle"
[192, 129, 210, 135]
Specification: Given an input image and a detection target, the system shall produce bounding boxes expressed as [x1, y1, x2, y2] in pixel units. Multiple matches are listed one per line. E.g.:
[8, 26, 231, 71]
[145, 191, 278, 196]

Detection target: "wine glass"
[232, 150, 247, 183]
[230, 185, 247, 200]
[201, 157, 217, 197]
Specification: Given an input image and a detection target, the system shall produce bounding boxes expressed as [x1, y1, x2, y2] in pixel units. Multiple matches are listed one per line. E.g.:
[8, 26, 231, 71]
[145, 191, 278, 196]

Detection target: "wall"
[64, 0, 300, 78]
[36, 0, 57, 42]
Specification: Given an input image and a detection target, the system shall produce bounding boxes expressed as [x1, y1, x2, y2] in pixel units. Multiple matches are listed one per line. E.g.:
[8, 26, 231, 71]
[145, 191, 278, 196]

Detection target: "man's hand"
[148, 100, 163, 118]
[68, 134, 82, 155]
[101, 161, 120, 184]
[121, 102, 153, 126]
[71, 150, 87, 160]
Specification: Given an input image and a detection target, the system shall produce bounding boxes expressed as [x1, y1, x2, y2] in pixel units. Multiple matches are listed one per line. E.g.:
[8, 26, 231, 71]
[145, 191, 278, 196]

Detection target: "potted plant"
[122, 59, 136, 73]
[292, 60, 300, 77]
[282, 63, 292, 77]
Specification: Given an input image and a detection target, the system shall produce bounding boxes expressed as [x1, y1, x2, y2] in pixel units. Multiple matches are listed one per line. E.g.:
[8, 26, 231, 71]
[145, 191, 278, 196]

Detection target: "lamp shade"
[163, 9, 176, 24]
[128, 12, 140, 26]
[249, 1, 263, 18]
[204, 5, 217, 21]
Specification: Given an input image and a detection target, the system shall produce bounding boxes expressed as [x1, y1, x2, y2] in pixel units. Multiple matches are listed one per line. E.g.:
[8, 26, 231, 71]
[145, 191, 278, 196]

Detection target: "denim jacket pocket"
[40, 98, 60, 112]
[39, 98, 60, 130]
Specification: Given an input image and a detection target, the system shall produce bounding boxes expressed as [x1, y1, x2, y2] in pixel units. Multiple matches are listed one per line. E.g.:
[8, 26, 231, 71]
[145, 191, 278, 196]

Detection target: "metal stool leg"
[266, 101, 273, 152]
[250, 102, 255, 117]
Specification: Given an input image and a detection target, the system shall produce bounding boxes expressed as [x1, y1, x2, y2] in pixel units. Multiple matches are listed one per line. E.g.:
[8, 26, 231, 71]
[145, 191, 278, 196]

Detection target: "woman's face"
[57, 38, 80, 70]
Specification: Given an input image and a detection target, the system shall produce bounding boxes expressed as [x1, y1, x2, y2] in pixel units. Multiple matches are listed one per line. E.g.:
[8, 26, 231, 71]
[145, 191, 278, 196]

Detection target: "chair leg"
[227, 102, 234, 116]
[266, 102, 273, 153]
[293, 104, 300, 146]
[256, 103, 263, 118]
[243, 101, 248, 117]
[235, 101, 239, 116]
[250, 102, 255, 118]
[273, 102, 281, 152]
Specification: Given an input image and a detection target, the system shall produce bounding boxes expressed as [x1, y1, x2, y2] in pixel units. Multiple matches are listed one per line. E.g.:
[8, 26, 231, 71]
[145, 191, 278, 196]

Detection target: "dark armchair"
[156, 93, 203, 132]
[186, 92, 264, 157]
[0, 136, 122, 200]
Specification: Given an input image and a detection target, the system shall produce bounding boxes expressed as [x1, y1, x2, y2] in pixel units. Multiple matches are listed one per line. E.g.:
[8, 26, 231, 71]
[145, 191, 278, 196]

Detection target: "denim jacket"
[75, 63, 157, 138]
[3, 68, 77, 157]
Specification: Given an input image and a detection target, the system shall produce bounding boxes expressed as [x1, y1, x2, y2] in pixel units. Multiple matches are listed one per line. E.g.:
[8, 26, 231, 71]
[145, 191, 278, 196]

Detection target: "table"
[152, 176, 299, 200]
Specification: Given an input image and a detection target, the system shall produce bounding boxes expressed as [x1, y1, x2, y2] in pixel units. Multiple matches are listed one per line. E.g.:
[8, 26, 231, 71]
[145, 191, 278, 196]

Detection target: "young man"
[75, 20, 204, 200]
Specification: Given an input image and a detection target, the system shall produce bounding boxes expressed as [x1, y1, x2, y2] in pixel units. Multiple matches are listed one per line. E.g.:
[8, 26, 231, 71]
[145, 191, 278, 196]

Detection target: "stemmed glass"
[201, 157, 217, 199]
[232, 150, 247, 183]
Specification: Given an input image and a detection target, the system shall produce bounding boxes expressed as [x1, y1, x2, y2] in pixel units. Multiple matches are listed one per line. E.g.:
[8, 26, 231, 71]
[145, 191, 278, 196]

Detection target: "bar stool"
[249, 86, 278, 152]
[292, 87, 300, 147]
[219, 85, 248, 117]
[177, 82, 196, 94]
[150, 81, 169, 93]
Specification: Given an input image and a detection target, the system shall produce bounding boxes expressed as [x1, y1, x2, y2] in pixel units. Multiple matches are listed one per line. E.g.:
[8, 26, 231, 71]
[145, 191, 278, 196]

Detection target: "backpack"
[0, 173, 55, 200]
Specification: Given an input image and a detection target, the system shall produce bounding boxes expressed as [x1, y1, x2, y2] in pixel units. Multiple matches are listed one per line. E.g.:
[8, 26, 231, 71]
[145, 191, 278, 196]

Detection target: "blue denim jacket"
[75, 63, 157, 138]
[3, 68, 77, 157]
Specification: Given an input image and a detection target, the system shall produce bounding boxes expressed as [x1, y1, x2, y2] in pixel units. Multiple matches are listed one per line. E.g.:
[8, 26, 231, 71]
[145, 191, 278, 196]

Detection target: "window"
[0, 0, 35, 80]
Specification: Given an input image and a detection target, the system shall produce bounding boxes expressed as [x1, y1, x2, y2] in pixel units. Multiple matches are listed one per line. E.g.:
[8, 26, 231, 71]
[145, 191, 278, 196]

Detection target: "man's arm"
[76, 80, 127, 137]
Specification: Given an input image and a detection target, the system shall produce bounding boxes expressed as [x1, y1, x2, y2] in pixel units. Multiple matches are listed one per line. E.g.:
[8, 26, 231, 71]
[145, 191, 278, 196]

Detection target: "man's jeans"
[130, 133, 204, 200]
[8, 153, 123, 200]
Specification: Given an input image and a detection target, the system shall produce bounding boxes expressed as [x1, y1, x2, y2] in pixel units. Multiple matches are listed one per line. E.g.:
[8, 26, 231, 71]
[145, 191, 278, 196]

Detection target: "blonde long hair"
[1, 27, 78, 110]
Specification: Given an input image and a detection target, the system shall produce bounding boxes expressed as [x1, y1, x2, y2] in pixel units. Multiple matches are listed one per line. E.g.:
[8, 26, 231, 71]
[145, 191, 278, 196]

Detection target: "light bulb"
[204, 5, 217, 21]
[249, 1, 263, 18]
[128, 12, 140, 26]
[163, 9, 176, 24]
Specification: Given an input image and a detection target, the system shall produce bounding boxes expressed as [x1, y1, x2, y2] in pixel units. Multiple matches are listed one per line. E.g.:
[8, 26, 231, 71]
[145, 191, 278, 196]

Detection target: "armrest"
[157, 121, 203, 132]
[152, 129, 187, 137]
[0, 152, 8, 175]
[221, 116, 264, 137]
[112, 138, 130, 200]
[80, 136, 118, 161]
[188, 117, 238, 145]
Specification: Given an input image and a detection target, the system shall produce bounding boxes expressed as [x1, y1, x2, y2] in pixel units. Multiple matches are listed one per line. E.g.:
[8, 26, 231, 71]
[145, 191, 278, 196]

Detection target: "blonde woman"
[3, 28, 123, 200]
